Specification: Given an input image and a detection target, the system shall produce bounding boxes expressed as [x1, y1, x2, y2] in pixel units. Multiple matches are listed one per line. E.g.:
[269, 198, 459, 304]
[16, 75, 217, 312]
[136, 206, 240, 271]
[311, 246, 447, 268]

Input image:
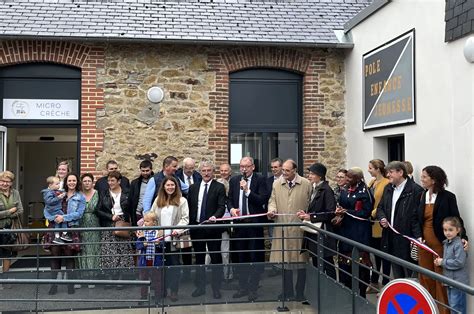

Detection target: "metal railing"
[0, 222, 471, 313]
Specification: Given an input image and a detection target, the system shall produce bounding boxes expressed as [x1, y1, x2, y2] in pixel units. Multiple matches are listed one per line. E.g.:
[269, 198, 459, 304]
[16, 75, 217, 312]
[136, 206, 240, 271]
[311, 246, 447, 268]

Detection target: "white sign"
[2, 99, 79, 120]
[230, 143, 242, 164]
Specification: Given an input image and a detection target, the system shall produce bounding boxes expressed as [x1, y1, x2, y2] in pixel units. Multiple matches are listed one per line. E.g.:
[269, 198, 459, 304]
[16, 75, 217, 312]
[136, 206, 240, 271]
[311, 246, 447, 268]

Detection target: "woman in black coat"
[95, 171, 134, 283]
[298, 163, 336, 280]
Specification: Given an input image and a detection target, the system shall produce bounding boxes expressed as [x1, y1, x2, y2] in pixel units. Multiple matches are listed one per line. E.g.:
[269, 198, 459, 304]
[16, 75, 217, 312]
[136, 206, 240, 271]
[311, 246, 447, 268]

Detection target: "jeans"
[447, 287, 466, 314]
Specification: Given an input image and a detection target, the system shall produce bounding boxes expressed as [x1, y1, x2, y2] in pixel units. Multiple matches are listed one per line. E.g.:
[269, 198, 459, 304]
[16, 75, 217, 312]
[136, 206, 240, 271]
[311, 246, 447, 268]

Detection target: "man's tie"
[288, 181, 294, 189]
[187, 176, 192, 186]
[241, 190, 248, 216]
[310, 187, 317, 202]
[199, 183, 208, 223]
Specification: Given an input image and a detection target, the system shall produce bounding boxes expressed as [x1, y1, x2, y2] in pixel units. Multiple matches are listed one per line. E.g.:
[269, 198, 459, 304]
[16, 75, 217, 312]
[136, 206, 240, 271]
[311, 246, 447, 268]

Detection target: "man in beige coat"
[267, 159, 312, 301]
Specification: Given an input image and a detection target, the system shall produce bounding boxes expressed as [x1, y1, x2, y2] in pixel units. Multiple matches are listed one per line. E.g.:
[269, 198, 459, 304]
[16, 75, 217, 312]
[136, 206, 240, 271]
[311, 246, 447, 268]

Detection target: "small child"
[136, 212, 164, 302]
[42, 176, 70, 244]
[434, 217, 468, 314]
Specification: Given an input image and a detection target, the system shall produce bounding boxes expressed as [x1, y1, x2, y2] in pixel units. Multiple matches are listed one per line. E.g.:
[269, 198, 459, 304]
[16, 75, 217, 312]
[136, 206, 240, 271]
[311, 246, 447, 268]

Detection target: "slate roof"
[0, 0, 371, 47]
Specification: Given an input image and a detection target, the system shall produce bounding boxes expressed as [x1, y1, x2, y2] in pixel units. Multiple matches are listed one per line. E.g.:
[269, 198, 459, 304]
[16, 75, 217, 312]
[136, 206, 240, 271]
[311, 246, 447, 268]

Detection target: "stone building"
[0, 0, 370, 216]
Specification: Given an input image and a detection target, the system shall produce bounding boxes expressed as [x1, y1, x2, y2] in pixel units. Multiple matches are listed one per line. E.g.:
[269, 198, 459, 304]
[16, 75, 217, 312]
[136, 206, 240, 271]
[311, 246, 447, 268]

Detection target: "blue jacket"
[62, 191, 86, 227]
[136, 237, 164, 267]
[42, 189, 64, 221]
[442, 236, 469, 285]
[338, 181, 373, 253]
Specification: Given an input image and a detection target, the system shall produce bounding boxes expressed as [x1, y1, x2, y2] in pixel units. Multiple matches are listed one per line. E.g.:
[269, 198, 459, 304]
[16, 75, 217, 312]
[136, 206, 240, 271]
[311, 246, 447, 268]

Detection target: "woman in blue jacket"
[336, 168, 373, 298]
[46, 173, 86, 295]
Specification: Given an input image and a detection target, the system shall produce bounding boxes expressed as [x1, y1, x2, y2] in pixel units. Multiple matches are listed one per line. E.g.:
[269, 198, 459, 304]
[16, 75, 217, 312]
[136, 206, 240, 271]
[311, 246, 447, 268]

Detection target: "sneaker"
[52, 237, 65, 244]
[60, 234, 73, 242]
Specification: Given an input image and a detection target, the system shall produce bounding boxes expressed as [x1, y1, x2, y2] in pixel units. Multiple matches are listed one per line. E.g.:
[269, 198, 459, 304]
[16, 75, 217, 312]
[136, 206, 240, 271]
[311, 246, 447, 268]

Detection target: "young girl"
[434, 217, 468, 314]
[136, 211, 164, 302]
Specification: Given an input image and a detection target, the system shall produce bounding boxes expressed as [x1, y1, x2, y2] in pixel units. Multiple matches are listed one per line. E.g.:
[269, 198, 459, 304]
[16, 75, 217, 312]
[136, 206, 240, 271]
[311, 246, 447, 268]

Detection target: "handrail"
[303, 222, 474, 295]
[2, 221, 473, 295]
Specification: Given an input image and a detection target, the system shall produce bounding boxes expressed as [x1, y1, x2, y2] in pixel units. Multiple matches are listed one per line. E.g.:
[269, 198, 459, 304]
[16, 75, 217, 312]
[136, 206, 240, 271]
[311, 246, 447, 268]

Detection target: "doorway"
[6, 127, 78, 228]
[229, 69, 302, 176]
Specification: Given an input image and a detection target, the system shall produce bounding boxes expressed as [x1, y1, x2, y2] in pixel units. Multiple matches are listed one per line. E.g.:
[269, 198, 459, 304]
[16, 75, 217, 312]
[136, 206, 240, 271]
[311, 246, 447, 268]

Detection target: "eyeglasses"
[336, 176, 346, 179]
[0, 180, 12, 184]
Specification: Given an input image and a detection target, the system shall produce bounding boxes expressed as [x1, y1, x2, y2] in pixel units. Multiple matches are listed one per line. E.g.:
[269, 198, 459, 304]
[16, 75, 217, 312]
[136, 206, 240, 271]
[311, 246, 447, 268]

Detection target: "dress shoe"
[232, 290, 248, 298]
[48, 285, 58, 295]
[191, 288, 205, 297]
[248, 291, 258, 302]
[213, 290, 222, 299]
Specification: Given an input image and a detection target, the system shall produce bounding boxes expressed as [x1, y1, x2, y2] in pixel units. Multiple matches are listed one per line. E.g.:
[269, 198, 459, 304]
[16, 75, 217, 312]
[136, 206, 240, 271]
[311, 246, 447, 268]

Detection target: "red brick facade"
[0, 40, 105, 178]
[208, 46, 330, 170]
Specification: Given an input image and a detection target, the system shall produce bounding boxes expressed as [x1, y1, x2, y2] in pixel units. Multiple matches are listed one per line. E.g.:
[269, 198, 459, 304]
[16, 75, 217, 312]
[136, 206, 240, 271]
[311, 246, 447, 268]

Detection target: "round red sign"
[377, 279, 438, 314]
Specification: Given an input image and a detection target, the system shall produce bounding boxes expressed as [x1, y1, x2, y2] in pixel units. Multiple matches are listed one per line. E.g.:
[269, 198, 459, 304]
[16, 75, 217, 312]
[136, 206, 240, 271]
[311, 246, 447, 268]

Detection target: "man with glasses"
[333, 169, 348, 203]
[267, 159, 312, 301]
[228, 157, 268, 301]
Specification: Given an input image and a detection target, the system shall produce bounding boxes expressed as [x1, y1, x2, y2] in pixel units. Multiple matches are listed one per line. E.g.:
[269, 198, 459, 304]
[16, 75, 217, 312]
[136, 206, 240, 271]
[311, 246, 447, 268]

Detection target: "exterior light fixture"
[147, 86, 164, 103]
[464, 36, 474, 63]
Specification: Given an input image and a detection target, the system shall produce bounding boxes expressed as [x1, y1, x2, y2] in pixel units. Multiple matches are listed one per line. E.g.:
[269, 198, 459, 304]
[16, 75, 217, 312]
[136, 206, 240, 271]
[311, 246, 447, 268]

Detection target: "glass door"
[230, 132, 299, 177]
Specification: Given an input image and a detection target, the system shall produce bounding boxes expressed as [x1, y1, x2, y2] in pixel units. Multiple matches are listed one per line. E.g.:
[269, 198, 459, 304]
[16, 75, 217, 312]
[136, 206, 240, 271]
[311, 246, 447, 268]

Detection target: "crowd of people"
[0, 156, 469, 313]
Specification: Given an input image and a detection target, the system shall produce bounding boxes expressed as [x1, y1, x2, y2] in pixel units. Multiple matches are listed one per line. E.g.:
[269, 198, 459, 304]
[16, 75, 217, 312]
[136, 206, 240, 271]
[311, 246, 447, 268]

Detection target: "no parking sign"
[377, 279, 438, 314]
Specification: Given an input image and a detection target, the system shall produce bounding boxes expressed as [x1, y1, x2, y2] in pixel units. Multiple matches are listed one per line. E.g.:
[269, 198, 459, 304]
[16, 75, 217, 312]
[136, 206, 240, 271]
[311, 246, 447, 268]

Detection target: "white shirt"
[160, 205, 174, 241]
[390, 179, 407, 225]
[185, 173, 194, 186]
[196, 180, 213, 223]
[425, 192, 437, 204]
[110, 190, 123, 216]
[239, 174, 252, 215]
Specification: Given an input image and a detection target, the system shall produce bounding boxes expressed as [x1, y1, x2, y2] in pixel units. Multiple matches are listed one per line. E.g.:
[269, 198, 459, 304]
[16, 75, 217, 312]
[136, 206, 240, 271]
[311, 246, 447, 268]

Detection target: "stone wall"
[96, 44, 347, 181]
[96, 44, 216, 177]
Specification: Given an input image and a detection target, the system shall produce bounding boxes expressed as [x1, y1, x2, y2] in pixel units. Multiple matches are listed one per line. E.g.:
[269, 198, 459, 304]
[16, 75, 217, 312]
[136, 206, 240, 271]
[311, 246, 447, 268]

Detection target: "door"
[229, 69, 302, 177]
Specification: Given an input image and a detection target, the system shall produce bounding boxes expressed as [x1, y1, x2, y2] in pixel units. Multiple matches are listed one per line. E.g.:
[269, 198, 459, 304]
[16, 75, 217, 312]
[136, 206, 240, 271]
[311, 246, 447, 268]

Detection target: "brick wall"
[0, 40, 105, 179]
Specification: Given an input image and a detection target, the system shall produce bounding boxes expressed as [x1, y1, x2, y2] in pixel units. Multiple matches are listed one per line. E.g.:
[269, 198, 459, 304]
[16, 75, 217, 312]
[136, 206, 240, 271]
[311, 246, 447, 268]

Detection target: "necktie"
[288, 181, 293, 189]
[241, 190, 248, 216]
[310, 187, 316, 202]
[199, 183, 208, 223]
[187, 176, 192, 186]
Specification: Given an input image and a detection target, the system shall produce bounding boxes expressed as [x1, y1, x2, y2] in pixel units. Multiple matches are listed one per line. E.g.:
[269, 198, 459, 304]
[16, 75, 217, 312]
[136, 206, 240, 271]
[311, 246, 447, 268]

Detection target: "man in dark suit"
[229, 156, 268, 301]
[176, 157, 202, 187]
[188, 160, 226, 299]
[377, 161, 423, 279]
[94, 160, 130, 193]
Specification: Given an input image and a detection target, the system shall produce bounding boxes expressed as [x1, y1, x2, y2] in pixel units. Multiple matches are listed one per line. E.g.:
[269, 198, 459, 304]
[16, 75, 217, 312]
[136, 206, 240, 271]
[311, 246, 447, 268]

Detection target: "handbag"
[113, 218, 131, 239]
[174, 230, 192, 249]
[0, 228, 16, 246]
[10, 218, 29, 252]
